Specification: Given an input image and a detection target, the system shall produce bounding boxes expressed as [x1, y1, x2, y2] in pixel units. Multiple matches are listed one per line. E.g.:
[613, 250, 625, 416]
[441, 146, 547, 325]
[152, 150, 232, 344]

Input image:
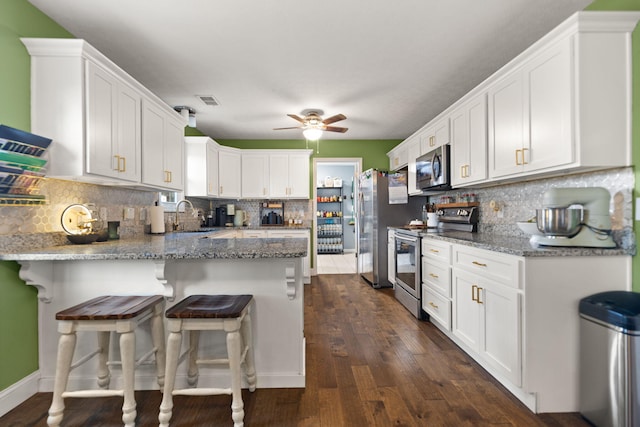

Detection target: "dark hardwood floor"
[1, 274, 590, 426]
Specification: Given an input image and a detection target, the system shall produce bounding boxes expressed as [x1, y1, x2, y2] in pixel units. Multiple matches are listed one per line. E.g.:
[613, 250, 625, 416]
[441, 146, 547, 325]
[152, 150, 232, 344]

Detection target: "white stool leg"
[187, 330, 200, 387]
[96, 331, 111, 389]
[159, 326, 182, 427]
[227, 329, 245, 427]
[150, 303, 166, 389]
[120, 330, 136, 427]
[47, 330, 77, 427]
[241, 312, 257, 392]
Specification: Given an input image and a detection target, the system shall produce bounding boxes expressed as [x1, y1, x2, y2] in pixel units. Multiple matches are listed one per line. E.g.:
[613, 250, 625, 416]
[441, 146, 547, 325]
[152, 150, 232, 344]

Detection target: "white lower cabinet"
[452, 267, 521, 386]
[267, 229, 310, 284]
[421, 239, 452, 330]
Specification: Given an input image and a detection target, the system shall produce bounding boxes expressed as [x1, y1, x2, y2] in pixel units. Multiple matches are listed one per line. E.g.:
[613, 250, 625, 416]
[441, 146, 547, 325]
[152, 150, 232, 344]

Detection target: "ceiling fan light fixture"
[303, 127, 323, 141]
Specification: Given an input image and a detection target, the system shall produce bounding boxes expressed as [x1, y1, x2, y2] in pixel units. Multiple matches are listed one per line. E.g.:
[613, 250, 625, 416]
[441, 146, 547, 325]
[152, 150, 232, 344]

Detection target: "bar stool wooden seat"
[47, 295, 166, 427]
[159, 294, 257, 427]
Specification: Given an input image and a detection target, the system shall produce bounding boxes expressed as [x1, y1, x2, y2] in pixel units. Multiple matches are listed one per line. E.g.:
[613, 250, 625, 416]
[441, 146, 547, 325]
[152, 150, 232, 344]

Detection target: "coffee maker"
[215, 206, 227, 226]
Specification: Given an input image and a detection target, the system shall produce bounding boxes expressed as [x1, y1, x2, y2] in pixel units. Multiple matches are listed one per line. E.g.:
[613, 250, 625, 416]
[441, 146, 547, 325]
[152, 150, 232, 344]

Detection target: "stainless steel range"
[393, 202, 480, 319]
[393, 228, 422, 318]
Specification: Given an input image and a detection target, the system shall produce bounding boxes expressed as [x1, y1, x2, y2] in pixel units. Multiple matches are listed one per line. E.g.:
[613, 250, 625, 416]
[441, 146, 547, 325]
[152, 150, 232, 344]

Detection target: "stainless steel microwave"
[416, 144, 451, 191]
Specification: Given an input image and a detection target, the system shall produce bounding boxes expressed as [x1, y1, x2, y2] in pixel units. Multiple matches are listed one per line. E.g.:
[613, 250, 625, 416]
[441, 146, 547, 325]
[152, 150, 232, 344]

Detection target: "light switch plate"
[124, 207, 135, 220]
[139, 207, 147, 221]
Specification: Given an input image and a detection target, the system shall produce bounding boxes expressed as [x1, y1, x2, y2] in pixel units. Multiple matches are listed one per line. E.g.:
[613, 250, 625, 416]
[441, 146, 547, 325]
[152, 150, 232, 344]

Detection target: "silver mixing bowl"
[536, 208, 583, 237]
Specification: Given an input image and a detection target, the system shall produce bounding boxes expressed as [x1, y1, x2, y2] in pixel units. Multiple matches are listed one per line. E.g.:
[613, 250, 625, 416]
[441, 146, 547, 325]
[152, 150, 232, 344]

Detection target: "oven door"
[394, 233, 420, 298]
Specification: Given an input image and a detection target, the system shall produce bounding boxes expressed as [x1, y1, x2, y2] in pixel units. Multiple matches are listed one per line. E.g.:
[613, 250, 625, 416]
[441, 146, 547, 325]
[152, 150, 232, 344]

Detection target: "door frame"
[312, 157, 362, 276]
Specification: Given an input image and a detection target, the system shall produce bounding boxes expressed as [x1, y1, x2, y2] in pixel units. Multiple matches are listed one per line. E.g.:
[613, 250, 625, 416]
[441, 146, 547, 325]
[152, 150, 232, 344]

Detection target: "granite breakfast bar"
[0, 231, 308, 393]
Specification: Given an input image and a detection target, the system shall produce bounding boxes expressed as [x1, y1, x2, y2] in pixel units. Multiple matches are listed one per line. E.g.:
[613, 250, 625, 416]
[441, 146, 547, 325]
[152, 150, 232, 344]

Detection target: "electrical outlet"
[139, 207, 147, 221]
[636, 198, 640, 221]
[123, 207, 135, 220]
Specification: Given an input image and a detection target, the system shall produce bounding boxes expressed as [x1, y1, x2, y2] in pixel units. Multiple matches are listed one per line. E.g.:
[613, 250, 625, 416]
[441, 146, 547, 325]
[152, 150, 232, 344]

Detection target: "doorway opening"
[313, 158, 362, 275]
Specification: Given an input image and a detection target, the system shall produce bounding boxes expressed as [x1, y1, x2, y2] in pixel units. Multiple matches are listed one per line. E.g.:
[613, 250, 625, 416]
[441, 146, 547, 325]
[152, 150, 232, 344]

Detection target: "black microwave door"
[432, 152, 442, 182]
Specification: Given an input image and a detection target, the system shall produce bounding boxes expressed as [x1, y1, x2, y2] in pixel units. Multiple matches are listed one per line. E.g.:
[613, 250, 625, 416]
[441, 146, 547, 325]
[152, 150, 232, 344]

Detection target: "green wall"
[219, 139, 399, 171]
[587, 0, 640, 291]
[0, 0, 73, 390]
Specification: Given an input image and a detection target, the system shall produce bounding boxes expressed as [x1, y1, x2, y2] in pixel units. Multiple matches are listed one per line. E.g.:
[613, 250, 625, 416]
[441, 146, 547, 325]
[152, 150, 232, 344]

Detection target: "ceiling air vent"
[197, 95, 220, 107]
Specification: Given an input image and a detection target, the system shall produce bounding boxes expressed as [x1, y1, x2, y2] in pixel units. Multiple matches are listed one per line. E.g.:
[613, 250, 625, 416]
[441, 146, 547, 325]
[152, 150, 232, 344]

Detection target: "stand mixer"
[530, 187, 616, 248]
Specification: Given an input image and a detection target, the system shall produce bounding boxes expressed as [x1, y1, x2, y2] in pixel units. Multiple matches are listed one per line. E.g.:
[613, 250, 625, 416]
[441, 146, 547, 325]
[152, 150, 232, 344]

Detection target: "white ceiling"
[28, 0, 592, 141]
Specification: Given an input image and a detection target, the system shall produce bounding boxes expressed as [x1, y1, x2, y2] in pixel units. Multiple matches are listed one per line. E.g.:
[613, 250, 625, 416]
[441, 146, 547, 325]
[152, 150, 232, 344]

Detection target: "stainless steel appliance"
[435, 203, 479, 232]
[416, 144, 451, 191]
[394, 230, 422, 318]
[530, 187, 616, 248]
[357, 169, 421, 288]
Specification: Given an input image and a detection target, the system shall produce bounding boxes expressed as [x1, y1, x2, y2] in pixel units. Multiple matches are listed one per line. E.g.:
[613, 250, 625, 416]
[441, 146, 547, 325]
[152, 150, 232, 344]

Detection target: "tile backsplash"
[0, 167, 634, 251]
[429, 167, 635, 237]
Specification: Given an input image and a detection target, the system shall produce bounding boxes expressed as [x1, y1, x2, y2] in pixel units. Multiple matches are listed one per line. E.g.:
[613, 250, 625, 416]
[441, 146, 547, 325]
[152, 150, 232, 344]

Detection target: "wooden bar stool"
[47, 295, 166, 427]
[159, 294, 257, 427]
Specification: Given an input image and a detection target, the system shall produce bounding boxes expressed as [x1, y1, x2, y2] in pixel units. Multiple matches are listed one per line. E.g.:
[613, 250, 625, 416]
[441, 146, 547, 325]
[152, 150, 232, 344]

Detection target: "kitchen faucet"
[173, 199, 195, 231]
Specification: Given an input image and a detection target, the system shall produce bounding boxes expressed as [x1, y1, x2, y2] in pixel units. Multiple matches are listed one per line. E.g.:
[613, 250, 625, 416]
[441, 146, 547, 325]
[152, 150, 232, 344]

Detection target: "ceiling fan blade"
[287, 114, 306, 124]
[324, 126, 348, 133]
[322, 114, 346, 125]
[273, 126, 303, 130]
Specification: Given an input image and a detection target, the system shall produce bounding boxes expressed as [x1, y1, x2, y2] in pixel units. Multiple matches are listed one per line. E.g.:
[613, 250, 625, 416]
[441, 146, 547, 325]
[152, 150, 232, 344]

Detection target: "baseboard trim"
[0, 371, 39, 417]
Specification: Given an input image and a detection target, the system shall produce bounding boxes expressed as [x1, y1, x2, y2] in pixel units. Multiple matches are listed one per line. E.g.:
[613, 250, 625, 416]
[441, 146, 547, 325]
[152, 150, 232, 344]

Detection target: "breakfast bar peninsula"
[0, 231, 308, 392]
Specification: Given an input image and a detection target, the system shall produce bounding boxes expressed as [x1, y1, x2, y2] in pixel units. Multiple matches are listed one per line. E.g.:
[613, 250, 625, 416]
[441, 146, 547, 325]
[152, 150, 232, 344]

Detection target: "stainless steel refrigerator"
[357, 169, 421, 288]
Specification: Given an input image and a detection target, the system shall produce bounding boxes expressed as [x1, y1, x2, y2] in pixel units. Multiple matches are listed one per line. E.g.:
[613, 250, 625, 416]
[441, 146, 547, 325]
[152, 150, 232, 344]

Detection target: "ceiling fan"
[273, 109, 348, 140]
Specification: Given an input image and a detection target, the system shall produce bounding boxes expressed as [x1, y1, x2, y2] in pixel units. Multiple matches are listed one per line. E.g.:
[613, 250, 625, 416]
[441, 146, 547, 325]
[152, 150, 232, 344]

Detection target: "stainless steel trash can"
[579, 291, 640, 427]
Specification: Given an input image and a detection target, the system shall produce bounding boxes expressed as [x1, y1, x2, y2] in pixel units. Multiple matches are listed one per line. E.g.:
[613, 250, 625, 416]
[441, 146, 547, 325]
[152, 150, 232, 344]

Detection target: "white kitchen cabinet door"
[419, 117, 450, 154]
[488, 71, 525, 179]
[452, 270, 482, 352]
[451, 94, 487, 187]
[241, 152, 269, 198]
[185, 137, 219, 197]
[480, 280, 521, 387]
[218, 148, 242, 198]
[388, 144, 408, 171]
[141, 100, 185, 191]
[525, 38, 573, 173]
[269, 153, 290, 198]
[86, 61, 141, 182]
[453, 267, 522, 387]
[269, 153, 310, 199]
[287, 154, 310, 198]
[489, 38, 572, 180]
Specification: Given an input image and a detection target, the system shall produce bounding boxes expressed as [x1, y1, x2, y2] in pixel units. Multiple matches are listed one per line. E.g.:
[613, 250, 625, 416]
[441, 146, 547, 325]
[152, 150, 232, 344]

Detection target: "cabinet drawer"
[422, 238, 451, 263]
[453, 245, 521, 289]
[422, 259, 451, 298]
[422, 285, 451, 331]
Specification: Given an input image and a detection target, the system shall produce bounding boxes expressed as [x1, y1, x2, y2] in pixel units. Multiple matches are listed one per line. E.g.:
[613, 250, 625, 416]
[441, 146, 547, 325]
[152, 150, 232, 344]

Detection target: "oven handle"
[395, 234, 418, 245]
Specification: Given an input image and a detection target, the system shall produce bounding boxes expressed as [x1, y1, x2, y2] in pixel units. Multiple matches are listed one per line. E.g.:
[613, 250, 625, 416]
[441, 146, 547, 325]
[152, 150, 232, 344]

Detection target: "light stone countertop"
[390, 227, 634, 257]
[0, 230, 308, 261]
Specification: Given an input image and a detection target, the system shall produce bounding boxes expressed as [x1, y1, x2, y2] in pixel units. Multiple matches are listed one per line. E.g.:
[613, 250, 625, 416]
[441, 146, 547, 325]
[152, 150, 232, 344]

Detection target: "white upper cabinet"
[241, 151, 270, 198]
[185, 137, 219, 197]
[218, 147, 242, 198]
[22, 38, 187, 187]
[451, 93, 488, 187]
[387, 144, 408, 171]
[488, 38, 572, 179]
[419, 117, 450, 155]
[487, 13, 637, 181]
[269, 152, 311, 199]
[141, 99, 185, 191]
[85, 61, 141, 182]
[388, 12, 639, 189]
